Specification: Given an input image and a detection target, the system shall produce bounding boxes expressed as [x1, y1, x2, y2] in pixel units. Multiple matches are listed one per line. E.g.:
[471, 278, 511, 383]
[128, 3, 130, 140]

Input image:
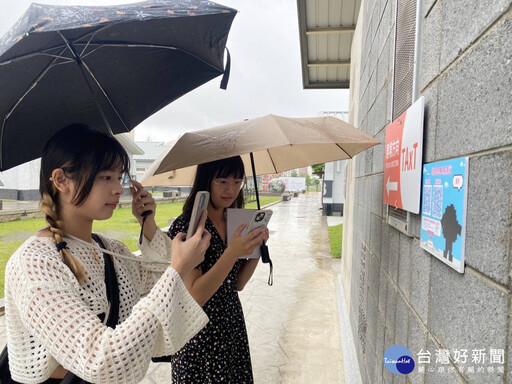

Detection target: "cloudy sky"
[0, 0, 348, 143]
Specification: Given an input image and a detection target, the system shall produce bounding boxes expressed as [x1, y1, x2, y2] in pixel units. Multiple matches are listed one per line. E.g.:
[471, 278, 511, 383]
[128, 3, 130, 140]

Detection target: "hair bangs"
[98, 142, 130, 174]
[213, 157, 245, 179]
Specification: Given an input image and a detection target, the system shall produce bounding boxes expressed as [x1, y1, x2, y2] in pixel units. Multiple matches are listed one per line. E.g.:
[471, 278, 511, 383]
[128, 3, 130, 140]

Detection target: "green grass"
[0, 196, 282, 297]
[328, 223, 343, 258]
[245, 195, 281, 209]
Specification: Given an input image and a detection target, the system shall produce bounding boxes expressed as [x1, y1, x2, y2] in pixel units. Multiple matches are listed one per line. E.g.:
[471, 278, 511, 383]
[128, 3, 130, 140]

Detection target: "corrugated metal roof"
[134, 141, 169, 161]
[297, 0, 361, 89]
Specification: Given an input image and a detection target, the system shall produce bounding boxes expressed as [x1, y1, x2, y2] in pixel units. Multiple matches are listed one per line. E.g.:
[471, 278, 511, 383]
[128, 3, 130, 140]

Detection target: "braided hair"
[39, 124, 130, 283]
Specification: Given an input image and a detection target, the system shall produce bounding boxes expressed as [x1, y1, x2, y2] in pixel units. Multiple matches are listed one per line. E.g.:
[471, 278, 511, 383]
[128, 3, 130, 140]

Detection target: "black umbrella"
[0, 0, 236, 171]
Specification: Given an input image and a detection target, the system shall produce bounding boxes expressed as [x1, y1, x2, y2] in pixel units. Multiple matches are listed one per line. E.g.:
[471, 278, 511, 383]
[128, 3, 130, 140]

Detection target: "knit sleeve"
[139, 229, 173, 270]
[7, 240, 208, 383]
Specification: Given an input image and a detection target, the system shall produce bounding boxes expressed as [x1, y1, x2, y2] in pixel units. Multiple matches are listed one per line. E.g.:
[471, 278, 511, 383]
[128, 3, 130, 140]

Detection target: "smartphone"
[246, 209, 273, 234]
[187, 191, 209, 240]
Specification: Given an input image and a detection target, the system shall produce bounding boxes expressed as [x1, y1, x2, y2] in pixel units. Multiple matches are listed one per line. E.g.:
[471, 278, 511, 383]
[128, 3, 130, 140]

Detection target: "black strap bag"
[0, 234, 119, 384]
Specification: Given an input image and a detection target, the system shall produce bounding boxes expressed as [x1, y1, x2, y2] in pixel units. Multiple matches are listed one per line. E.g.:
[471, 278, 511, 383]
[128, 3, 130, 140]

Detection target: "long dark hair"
[183, 156, 245, 214]
[39, 123, 130, 283]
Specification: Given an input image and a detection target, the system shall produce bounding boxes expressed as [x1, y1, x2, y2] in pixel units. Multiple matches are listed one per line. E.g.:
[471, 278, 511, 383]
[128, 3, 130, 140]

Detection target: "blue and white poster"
[420, 157, 468, 273]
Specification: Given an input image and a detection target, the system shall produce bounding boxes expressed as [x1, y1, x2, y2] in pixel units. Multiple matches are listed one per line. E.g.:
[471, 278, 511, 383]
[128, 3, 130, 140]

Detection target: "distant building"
[133, 141, 174, 181]
[0, 134, 143, 200]
[322, 159, 346, 216]
[321, 111, 349, 217]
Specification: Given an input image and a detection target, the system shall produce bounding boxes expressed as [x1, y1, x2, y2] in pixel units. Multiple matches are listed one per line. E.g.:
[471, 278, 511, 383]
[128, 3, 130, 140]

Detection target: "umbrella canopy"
[0, 0, 236, 171]
[141, 114, 380, 187]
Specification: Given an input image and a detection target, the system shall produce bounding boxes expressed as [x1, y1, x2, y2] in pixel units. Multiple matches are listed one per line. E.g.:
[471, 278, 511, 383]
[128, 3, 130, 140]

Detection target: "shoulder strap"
[91, 234, 119, 328]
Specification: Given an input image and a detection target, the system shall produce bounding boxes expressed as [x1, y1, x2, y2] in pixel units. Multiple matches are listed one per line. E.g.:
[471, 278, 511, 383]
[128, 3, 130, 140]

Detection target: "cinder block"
[378, 267, 388, 317]
[398, 234, 412, 300]
[360, 65, 370, 104]
[366, 289, 379, 352]
[436, 15, 512, 158]
[354, 178, 361, 207]
[357, 207, 364, 240]
[380, 220, 390, 273]
[410, 211, 421, 239]
[371, 174, 383, 218]
[378, 0, 393, 56]
[385, 280, 397, 340]
[360, 88, 370, 127]
[360, 246, 369, 317]
[424, 337, 460, 383]
[419, 1, 441, 90]
[370, 214, 383, 259]
[429, 262, 508, 383]
[359, 177, 366, 207]
[421, 82, 438, 163]
[368, 25, 379, 78]
[440, 0, 511, 71]
[376, 30, 391, 95]
[364, 334, 376, 384]
[362, 0, 371, 40]
[368, 70, 377, 111]
[382, 331, 395, 383]
[373, 354, 384, 384]
[388, 227, 400, 283]
[422, 0, 437, 18]
[508, 311, 512, 384]
[373, 131, 385, 175]
[465, 151, 512, 286]
[372, 86, 388, 136]
[410, 240, 432, 324]
[395, 294, 409, 347]
[365, 147, 374, 176]
[364, 206, 371, 247]
[368, 252, 381, 300]
[362, 0, 372, 41]
[408, 314, 427, 384]
[375, 311, 386, 360]
[373, 317, 385, 382]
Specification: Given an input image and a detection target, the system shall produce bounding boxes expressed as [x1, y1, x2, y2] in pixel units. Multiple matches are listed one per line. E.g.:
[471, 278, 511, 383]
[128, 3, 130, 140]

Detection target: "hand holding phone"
[246, 209, 273, 234]
[187, 191, 210, 240]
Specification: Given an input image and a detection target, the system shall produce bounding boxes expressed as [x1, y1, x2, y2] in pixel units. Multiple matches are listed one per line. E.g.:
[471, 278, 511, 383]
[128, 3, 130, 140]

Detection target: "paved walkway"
[0, 193, 346, 383]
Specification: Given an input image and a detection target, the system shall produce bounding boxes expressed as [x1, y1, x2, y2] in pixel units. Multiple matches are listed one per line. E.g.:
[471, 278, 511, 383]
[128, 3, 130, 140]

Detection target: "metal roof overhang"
[297, 0, 362, 89]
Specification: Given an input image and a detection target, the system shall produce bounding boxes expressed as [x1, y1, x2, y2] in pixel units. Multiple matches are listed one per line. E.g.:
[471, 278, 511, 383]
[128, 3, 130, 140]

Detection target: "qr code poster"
[420, 157, 468, 273]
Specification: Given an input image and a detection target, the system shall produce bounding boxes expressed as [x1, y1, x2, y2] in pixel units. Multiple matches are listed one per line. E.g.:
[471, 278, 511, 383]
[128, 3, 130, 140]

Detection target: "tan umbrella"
[141, 114, 378, 282]
[141, 114, 379, 193]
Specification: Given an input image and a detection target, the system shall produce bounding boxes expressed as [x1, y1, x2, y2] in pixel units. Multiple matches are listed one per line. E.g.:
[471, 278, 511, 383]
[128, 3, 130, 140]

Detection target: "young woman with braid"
[4, 124, 211, 384]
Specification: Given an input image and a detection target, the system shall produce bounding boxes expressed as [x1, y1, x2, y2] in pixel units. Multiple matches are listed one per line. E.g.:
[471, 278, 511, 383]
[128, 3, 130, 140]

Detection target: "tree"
[312, 163, 324, 175]
[291, 170, 298, 177]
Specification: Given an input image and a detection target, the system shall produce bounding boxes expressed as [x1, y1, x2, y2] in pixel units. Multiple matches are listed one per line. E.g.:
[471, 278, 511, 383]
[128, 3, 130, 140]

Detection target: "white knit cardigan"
[4, 230, 208, 383]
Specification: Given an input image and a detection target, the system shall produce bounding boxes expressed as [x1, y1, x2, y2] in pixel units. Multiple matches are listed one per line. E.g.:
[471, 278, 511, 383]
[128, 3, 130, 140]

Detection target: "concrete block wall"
[346, 0, 512, 383]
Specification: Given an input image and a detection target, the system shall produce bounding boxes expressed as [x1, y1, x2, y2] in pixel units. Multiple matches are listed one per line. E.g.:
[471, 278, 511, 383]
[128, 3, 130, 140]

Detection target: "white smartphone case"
[186, 191, 209, 240]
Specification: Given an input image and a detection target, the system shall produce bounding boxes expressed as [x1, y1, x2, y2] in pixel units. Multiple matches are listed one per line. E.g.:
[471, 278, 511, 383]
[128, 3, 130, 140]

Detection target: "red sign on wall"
[383, 97, 424, 213]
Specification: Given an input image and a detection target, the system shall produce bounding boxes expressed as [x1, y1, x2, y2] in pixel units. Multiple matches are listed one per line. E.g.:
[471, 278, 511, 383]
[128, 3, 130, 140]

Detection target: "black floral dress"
[166, 213, 254, 384]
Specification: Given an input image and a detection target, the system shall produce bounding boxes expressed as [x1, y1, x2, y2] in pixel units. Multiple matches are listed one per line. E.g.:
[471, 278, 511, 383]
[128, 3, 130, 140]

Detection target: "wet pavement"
[0, 193, 345, 383]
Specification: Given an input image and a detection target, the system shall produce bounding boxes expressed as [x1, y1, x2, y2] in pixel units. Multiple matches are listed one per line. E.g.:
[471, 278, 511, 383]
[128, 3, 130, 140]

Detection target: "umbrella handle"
[138, 210, 153, 245]
[260, 243, 273, 286]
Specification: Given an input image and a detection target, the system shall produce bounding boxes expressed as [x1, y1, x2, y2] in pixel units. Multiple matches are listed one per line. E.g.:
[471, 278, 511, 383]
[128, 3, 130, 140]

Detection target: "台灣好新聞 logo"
[383, 345, 415, 374]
